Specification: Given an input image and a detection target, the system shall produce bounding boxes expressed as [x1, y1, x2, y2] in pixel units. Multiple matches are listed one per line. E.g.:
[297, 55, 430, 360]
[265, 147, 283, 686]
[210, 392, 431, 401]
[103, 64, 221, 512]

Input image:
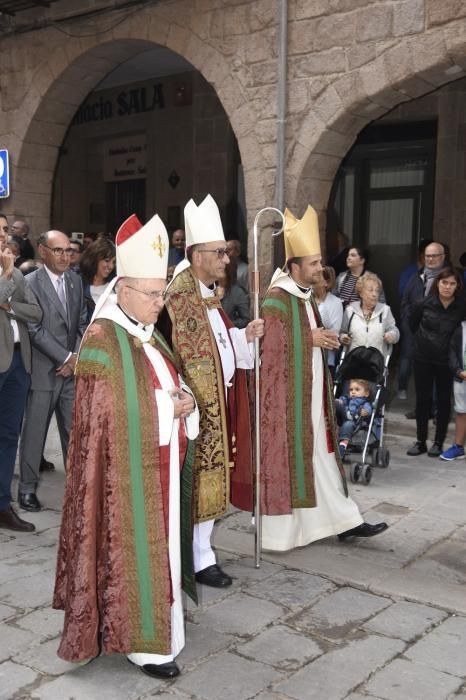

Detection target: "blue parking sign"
[0, 150, 9, 198]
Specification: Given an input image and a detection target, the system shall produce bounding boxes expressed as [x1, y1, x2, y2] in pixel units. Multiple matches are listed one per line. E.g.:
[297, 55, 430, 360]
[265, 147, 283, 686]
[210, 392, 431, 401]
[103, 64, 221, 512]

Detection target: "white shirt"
[44, 265, 67, 306]
[90, 283, 109, 305]
[318, 292, 343, 367]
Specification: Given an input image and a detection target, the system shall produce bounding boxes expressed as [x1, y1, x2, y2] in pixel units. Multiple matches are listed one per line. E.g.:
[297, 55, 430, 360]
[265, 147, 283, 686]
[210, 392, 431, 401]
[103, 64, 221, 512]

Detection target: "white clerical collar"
[199, 279, 216, 299]
[94, 293, 154, 343]
[268, 268, 313, 301]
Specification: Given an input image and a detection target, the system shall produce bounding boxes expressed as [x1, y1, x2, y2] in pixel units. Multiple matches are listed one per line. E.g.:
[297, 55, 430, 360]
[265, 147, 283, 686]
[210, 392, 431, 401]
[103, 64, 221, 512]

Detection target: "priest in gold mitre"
[53, 213, 199, 680]
[159, 194, 264, 588]
[259, 205, 388, 551]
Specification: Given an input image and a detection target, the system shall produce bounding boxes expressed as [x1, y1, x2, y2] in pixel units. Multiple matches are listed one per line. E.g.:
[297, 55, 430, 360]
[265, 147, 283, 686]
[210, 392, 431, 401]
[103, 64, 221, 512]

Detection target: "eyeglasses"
[197, 248, 229, 258]
[124, 284, 166, 300]
[425, 253, 445, 259]
[42, 245, 73, 256]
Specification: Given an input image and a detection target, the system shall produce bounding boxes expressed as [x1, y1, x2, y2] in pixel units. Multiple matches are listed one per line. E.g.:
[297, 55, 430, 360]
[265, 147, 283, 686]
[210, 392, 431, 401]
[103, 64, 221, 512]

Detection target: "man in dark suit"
[18, 230, 87, 511]
[0, 215, 41, 531]
[11, 219, 35, 261]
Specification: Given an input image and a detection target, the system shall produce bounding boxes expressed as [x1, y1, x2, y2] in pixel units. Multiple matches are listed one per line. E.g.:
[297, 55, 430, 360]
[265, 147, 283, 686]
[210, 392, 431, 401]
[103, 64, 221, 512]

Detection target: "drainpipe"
[275, 0, 288, 212]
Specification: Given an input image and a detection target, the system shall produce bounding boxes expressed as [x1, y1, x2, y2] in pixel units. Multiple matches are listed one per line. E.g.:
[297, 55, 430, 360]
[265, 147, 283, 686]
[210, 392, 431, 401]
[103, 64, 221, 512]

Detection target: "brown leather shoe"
[0, 507, 35, 532]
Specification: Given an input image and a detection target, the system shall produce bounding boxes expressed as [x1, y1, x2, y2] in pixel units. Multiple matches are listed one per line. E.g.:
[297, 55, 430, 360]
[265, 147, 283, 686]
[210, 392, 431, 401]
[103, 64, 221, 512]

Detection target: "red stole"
[218, 308, 253, 511]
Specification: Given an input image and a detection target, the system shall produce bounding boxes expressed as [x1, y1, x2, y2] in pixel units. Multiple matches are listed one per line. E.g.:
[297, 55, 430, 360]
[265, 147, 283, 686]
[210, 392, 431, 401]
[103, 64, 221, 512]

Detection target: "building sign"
[72, 84, 165, 126]
[104, 135, 147, 182]
[0, 150, 10, 198]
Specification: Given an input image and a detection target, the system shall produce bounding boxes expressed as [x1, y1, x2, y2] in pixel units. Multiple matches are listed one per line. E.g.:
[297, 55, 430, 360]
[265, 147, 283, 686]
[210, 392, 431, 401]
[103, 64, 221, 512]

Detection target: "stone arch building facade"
[0, 0, 465, 266]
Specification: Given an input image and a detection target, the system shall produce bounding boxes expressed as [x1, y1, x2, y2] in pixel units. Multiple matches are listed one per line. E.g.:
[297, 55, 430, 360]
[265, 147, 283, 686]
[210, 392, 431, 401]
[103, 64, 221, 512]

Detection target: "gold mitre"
[284, 205, 321, 259]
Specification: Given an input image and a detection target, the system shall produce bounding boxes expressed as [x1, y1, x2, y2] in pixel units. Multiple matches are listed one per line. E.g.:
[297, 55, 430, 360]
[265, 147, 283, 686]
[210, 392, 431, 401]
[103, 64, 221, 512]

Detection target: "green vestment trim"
[114, 324, 155, 641]
[79, 347, 111, 368]
[262, 297, 288, 315]
[290, 296, 306, 500]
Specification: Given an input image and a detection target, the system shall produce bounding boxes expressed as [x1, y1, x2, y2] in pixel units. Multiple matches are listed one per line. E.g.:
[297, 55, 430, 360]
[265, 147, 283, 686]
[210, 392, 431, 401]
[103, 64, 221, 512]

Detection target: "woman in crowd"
[339, 272, 399, 355]
[80, 237, 116, 323]
[215, 261, 250, 329]
[313, 265, 343, 377]
[335, 247, 385, 307]
[407, 267, 465, 457]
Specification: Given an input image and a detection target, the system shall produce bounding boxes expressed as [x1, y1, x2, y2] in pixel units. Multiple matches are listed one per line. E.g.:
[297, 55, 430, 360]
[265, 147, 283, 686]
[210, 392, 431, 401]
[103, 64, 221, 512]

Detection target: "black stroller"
[333, 345, 392, 485]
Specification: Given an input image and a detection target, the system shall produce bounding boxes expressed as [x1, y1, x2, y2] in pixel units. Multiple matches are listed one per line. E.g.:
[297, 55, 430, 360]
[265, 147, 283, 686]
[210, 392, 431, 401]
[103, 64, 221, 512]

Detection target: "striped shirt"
[339, 272, 360, 307]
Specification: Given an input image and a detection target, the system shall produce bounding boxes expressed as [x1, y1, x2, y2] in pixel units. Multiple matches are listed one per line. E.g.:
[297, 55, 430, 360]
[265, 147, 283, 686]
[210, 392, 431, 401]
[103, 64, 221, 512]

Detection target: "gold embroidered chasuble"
[164, 267, 244, 522]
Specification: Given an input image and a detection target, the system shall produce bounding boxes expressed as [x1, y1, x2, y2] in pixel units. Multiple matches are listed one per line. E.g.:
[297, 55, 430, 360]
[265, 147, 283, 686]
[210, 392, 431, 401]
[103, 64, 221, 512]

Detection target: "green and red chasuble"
[53, 319, 196, 662]
[260, 287, 347, 515]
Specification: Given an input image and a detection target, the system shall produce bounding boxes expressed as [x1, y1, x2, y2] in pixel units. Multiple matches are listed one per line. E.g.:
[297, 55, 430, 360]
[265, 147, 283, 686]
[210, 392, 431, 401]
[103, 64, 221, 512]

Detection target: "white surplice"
[261, 271, 363, 552]
[93, 295, 199, 664]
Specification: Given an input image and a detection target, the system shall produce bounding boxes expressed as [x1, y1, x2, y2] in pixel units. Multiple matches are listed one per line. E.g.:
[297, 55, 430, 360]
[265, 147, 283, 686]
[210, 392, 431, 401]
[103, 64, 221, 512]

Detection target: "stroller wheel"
[361, 463, 372, 485]
[350, 463, 362, 483]
[374, 447, 390, 468]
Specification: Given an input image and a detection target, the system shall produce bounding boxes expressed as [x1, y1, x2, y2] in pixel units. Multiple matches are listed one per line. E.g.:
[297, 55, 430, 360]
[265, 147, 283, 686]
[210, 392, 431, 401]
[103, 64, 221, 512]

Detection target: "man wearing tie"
[18, 230, 87, 511]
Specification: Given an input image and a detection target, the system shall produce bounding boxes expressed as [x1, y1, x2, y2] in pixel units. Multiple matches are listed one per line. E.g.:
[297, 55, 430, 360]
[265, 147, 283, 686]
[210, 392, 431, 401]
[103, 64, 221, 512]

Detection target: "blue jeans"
[0, 350, 31, 511]
[339, 419, 356, 441]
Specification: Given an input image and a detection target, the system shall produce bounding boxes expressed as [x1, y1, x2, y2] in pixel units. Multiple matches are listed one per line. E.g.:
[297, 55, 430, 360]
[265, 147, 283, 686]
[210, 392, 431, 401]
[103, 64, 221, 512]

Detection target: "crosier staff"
[252, 207, 285, 568]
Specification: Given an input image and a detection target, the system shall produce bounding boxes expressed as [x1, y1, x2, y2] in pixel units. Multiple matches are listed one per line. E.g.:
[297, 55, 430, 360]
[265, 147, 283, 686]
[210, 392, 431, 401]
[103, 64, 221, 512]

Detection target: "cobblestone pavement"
[1, 410, 465, 700]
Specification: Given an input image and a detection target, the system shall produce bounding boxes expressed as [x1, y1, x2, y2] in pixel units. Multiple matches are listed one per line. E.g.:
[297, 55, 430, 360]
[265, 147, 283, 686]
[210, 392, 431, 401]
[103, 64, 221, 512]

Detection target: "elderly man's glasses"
[124, 284, 166, 300]
[197, 248, 229, 258]
[425, 253, 444, 259]
[42, 244, 73, 256]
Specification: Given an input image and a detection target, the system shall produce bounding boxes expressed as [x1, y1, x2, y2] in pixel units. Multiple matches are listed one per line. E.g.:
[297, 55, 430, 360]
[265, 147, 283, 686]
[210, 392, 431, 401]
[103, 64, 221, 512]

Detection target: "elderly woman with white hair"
[339, 272, 399, 354]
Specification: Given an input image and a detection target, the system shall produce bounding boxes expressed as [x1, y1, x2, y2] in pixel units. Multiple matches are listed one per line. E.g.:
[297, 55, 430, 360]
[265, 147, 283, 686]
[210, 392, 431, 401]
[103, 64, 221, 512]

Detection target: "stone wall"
[52, 70, 240, 238]
[0, 0, 466, 265]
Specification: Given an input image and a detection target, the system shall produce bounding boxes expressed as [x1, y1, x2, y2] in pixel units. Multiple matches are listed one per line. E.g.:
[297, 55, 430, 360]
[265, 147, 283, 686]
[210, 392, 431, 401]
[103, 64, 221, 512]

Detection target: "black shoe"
[405, 410, 416, 419]
[428, 441, 443, 457]
[195, 564, 232, 588]
[129, 658, 180, 679]
[0, 507, 35, 532]
[39, 456, 55, 472]
[338, 521, 388, 541]
[407, 441, 427, 456]
[18, 493, 42, 512]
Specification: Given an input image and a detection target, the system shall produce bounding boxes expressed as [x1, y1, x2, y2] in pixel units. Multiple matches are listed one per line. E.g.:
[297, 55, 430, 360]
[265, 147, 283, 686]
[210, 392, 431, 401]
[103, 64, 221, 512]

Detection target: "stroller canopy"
[336, 346, 385, 384]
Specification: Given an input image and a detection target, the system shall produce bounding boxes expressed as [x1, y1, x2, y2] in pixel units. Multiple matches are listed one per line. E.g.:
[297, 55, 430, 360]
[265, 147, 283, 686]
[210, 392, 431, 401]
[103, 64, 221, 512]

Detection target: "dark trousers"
[0, 350, 31, 511]
[413, 360, 452, 445]
[397, 355, 412, 392]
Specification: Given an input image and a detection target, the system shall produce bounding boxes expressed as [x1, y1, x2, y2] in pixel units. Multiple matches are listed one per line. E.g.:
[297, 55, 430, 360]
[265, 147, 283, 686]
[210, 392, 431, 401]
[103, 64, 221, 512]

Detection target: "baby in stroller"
[333, 345, 391, 483]
[336, 378, 372, 458]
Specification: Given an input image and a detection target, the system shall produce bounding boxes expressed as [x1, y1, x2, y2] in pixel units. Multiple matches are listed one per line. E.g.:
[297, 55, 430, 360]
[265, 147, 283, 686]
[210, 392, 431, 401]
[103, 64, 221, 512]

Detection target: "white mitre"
[116, 212, 169, 278]
[90, 212, 169, 323]
[184, 194, 226, 247]
[169, 194, 226, 283]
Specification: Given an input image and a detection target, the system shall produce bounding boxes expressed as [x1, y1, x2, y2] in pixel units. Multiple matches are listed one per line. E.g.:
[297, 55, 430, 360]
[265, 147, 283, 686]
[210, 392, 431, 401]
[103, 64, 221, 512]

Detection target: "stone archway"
[5, 12, 265, 233]
[290, 22, 466, 229]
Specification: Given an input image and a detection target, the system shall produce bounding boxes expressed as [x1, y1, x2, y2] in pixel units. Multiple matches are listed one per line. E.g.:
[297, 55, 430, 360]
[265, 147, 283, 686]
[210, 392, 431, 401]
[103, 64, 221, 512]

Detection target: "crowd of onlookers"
[327, 240, 466, 463]
[0, 213, 465, 535]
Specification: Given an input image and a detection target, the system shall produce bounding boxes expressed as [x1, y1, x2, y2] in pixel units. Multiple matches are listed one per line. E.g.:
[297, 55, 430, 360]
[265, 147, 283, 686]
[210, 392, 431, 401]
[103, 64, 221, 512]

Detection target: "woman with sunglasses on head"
[80, 236, 116, 323]
[407, 267, 465, 458]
